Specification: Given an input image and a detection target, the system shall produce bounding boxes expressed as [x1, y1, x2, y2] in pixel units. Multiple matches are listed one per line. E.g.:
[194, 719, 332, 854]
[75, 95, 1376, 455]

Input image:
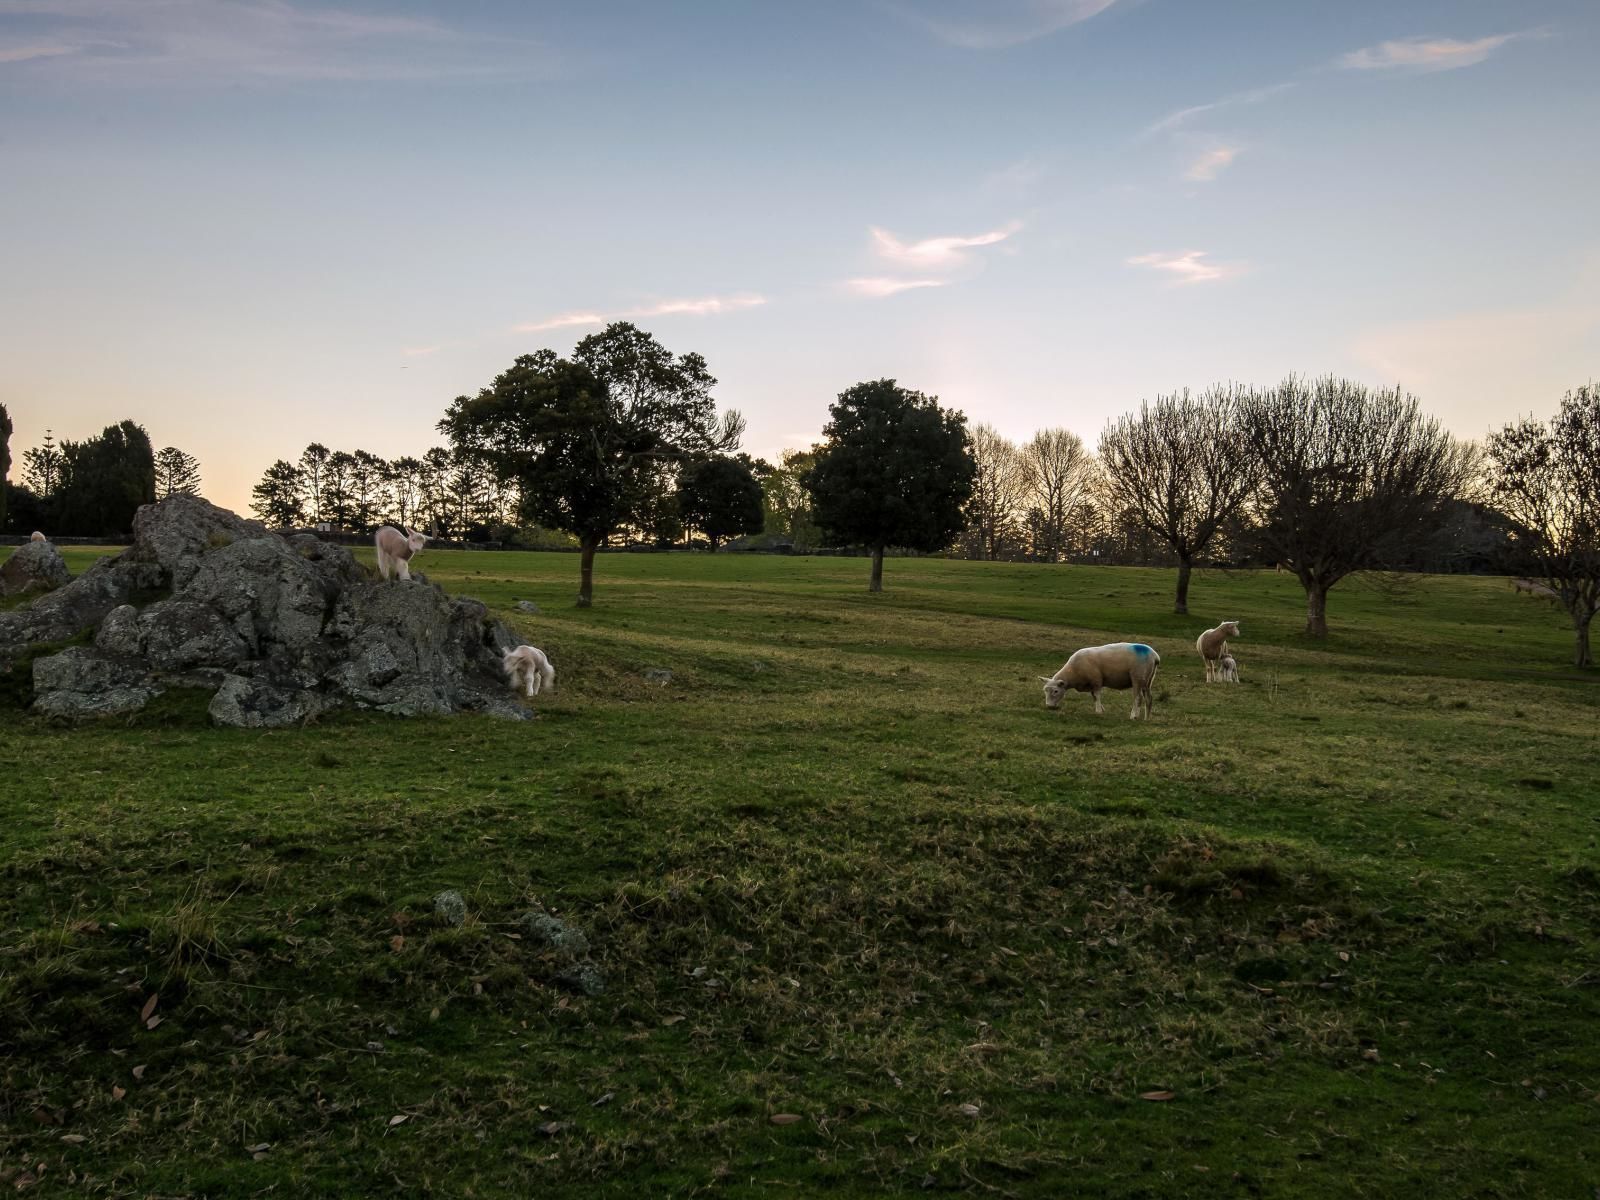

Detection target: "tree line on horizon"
[0, 411, 199, 539]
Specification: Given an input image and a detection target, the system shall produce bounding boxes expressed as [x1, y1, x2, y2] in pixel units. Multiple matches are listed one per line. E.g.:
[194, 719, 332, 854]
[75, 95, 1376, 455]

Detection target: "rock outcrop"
[1, 495, 528, 726]
[0, 540, 72, 598]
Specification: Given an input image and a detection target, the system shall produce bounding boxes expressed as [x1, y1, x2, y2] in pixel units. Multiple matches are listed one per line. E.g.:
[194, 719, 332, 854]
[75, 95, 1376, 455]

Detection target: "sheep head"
[403, 527, 428, 553]
[1039, 675, 1067, 709]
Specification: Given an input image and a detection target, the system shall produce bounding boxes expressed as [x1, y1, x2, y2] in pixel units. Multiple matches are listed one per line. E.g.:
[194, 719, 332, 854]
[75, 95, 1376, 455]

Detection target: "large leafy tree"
[804, 379, 976, 592]
[1239, 376, 1472, 637]
[678, 455, 764, 551]
[0, 402, 10, 534]
[154, 446, 202, 498]
[1486, 384, 1600, 667]
[251, 460, 305, 528]
[761, 447, 823, 549]
[1098, 387, 1254, 614]
[440, 325, 740, 605]
[52, 420, 157, 537]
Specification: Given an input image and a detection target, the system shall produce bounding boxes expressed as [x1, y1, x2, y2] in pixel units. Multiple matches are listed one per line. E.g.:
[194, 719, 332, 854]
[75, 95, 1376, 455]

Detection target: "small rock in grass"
[516, 600, 540, 614]
[643, 667, 673, 685]
[518, 909, 590, 956]
[432, 890, 467, 927]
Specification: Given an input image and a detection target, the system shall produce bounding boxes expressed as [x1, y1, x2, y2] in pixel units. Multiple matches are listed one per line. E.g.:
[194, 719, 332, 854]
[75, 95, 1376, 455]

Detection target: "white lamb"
[374, 525, 427, 582]
[1040, 642, 1161, 720]
[1196, 620, 1241, 682]
[1217, 653, 1240, 683]
[30, 531, 45, 543]
[503, 645, 556, 698]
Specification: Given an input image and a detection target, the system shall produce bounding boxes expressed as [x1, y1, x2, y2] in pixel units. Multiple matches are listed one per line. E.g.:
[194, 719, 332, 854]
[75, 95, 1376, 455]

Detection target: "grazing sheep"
[1039, 642, 1160, 720]
[1218, 653, 1240, 683]
[374, 525, 427, 582]
[503, 644, 556, 698]
[30, 531, 45, 543]
[1512, 577, 1559, 600]
[1196, 620, 1241, 682]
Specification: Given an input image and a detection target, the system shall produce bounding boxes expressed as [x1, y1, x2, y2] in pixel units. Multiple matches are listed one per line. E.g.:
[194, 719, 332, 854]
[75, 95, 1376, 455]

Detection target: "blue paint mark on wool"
[1132, 643, 1153, 656]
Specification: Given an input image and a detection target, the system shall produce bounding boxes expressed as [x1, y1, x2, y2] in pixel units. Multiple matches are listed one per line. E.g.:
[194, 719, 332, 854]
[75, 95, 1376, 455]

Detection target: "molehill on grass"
[0, 494, 528, 727]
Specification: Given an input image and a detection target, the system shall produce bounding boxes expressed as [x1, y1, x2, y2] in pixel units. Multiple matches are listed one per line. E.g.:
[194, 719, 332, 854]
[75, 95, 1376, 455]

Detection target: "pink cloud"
[846, 277, 948, 298]
[515, 293, 767, 334]
[870, 222, 1021, 269]
[1126, 250, 1242, 286]
[1339, 32, 1529, 72]
[1184, 145, 1241, 182]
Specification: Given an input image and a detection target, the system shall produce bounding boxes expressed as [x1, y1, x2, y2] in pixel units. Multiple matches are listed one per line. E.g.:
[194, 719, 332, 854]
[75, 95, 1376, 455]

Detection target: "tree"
[0, 402, 10, 534]
[1098, 387, 1255, 614]
[761, 447, 823, 549]
[1486, 385, 1600, 667]
[805, 379, 976, 592]
[154, 446, 202, 498]
[418, 447, 453, 535]
[52, 421, 157, 537]
[298, 443, 331, 524]
[385, 456, 425, 529]
[440, 326, 740, 605]
[251, 459, 305, 527]
[678, 456, 764, 550]
[324, 451, 356, 529]
[959, 424, 1025, 560]
[1239, 376, 1472, 637]
[348, 450, 387, 531]
[21, 430, 61, 498]
[1018, 429, 1096, 562]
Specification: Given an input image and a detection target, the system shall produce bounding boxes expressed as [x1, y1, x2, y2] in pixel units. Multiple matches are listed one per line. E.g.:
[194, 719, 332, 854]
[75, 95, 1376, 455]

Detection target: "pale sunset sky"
[2, 0, 1596, 515]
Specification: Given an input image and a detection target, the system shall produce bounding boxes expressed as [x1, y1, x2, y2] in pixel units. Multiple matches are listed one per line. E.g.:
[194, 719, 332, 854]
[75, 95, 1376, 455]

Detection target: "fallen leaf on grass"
[536, 1121, 568, 1136]
[60, 1134, 86, 1145]
[244, 1144, 271, 1154]
[1139, 1091, 1175, 1102]
[111, 1087, 125, 1102]
[956, 1103, 981, 1118]
[661, 1015, 685, 1026]
[963, 1042, 1001, 1055]
[591, 1093, 614, 1108]
[769, 1113, 802, 1125]
[145, 1016, 163, 1031]
[387, 1114, 410, 1127]
[390, 935, 406, 953]
[139, 995, 159, 1023]
[131, 1066, 146, 1081]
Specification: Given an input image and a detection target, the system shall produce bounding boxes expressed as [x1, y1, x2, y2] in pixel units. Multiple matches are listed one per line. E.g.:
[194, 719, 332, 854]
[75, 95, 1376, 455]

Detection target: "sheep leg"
[1091, 687, 1104, 715]
[396, 558, 411, 582]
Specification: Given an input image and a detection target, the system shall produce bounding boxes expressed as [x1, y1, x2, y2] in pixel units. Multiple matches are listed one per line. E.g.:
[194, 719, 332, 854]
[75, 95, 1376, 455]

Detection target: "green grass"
[2, 547, 1597, 1197]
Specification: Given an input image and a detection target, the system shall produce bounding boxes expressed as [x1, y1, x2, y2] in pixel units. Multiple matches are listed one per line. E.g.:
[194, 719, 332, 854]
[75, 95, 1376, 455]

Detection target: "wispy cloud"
[870, 222, 1021, 269]
[846, 277, 948, 298]
[1184, 145, 1241, 182]
[402, 345, 441, 358]
[0, 0, 554, 83]
[1338, 32, 1531, 73]
[895, 0, 1123, 49]
[1142, 82, 1293, 138]
[514, 293, 768, 334]
[1127, 250, 1241, 286]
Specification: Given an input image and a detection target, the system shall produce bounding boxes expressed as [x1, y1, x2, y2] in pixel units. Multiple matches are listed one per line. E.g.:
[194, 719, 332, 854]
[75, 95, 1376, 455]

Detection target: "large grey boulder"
[0, 541, 71, 598]
[8, 495, 527, 726]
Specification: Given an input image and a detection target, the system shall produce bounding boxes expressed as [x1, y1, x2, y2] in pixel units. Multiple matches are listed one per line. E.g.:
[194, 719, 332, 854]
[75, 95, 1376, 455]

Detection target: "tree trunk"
[1304, 579, 1328, 637]
[869, 544, 885, 593]
[1174, 555, 1192, 615]
[1576, 610, 1593, 669]
[577, 534, 598, 608]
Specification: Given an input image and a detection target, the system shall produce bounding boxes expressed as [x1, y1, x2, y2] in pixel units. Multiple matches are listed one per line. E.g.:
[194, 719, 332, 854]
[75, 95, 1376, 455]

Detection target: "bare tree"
[1018, 428, 1096, 562]
[1486, 384, 1600, 667]
[1099, 387, 1254, 614]
[959, 424, 1026, 559]
[298, 443, 331, 524]
[1239, 376, 1473, 637]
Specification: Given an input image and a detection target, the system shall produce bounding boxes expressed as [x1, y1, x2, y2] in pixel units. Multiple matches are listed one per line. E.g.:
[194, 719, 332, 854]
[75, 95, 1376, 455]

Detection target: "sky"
[2, 0, 1597, 516]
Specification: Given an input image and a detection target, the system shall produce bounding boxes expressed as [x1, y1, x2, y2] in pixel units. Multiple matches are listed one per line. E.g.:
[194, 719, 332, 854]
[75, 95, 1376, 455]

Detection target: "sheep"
[1196, 620, 1241, 682]
[1039, 642, 1160, 720]
[374, 525, 427, 582]
[1512, 577, 1559, 601]
[502, 645, 556, 698]
[30, 531, 45, 543]
[1217, 653, 1240, 683]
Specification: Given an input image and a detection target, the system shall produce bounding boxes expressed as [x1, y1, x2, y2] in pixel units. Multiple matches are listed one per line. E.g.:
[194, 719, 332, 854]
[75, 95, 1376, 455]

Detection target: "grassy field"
[2, 546, 1597, 1198]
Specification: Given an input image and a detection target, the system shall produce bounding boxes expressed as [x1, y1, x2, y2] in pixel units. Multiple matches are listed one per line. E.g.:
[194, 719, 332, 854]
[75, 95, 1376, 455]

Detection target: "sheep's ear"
[1039, 676, 1054, 684]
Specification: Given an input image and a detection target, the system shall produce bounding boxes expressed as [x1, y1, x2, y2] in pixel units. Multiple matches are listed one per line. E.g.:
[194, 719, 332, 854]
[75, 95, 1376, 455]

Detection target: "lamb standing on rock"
[1040, 642, 1160, 720]
[30, 531, 46, 543]
[1196, 620, 1241, 682]
[374, 525, 427, 582]
[503, 644, 555, 698]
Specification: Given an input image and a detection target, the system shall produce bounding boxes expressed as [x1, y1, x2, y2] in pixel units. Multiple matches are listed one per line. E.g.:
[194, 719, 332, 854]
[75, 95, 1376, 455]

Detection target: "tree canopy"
[51, 421, 156, 538]
[154, 446, 202, 499]
[805, 379, 976, 592]
[677, 455, 764, 550]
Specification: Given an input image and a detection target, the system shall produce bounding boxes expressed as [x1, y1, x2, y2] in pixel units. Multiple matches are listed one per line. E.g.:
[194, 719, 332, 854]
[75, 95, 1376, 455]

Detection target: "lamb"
[1196, 620, 1241, 682]
[374, 525, 427, 582]
[30, 531, 46, 543]
[1217, 653, 1240, 683]
[1039, 642, 1160, 720]
[502, 645, 556, 698]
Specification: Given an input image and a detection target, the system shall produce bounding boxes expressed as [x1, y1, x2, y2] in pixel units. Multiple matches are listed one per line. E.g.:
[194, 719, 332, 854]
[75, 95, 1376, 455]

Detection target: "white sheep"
[503, 645, 555, 698]
[1512, 577, 1559, 600]
[30, 531, 46, 543]
[1217, 653, 1240, 683]
[1039, 642, 1160, 719]
[374, 525, 427, 582]
[1196, 620, 1241, 682]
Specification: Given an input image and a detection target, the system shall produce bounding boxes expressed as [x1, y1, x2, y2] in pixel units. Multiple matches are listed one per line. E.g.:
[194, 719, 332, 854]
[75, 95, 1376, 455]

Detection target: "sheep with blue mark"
[1040, 642, 1161, 720]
